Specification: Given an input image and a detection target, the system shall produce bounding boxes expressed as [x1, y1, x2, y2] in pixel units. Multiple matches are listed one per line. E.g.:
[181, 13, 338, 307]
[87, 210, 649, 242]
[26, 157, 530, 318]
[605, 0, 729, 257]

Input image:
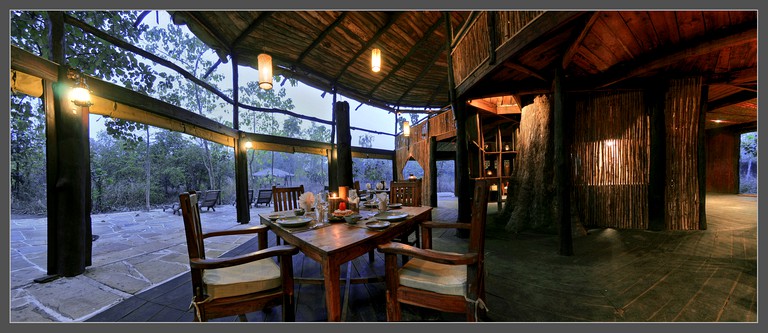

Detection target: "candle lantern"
[328, 193, 342, 212]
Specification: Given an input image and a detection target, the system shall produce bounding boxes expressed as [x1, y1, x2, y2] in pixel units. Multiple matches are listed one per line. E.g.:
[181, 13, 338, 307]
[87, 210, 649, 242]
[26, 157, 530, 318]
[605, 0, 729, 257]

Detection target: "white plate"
[374, 212, 408, 222]
[276, 216, 312, 228]
[366, 221, 391, 230]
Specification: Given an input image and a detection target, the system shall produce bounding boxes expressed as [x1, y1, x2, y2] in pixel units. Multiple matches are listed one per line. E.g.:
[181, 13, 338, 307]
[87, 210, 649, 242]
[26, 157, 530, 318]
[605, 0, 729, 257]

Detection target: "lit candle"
[339, 186, 349, 201]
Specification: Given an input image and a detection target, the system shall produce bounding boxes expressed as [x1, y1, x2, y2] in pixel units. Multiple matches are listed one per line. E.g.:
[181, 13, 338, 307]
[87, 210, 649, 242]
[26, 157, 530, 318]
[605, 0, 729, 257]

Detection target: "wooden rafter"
[502, 62, 547, 82]
[184, 12, 232, 53]
[296, 12, 348, 65]
[333, 12, 403, 82]
[708, 90, 756, 111]
[394, 37, 447, 106]
[596, 24, 757, 89]
[368, 15, 444, 96]
[561, 12, 598, 69]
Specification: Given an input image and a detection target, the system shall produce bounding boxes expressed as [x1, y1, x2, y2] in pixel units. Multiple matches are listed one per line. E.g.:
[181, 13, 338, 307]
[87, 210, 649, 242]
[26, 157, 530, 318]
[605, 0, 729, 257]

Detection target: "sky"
[88, 10, 400, 150]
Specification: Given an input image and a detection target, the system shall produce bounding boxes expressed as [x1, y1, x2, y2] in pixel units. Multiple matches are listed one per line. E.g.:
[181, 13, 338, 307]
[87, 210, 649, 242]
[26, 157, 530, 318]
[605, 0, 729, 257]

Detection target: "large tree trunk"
[504, 95, 557, 233]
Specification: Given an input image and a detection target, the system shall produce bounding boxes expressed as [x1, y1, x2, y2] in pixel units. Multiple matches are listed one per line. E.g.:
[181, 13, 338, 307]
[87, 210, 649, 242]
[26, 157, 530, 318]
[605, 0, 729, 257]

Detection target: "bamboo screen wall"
[665, 77, 702, 230]
[428, 110, 456, 139]
[571, 91, 649, 229]
[451, 11, 544, 87]
[451, 12, 489, 87]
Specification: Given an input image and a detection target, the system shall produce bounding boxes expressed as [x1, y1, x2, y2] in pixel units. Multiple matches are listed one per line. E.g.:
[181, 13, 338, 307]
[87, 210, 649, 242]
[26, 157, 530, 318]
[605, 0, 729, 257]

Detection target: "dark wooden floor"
[87, 205, 466, 322]
[86, 194, 758, 323]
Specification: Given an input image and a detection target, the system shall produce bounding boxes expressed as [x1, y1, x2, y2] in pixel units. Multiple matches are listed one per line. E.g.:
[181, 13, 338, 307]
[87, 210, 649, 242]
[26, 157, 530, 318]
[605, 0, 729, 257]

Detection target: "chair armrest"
[202, 225, 268, 239]
[190, 244, 299, 270]
[377, 242, 478, 266]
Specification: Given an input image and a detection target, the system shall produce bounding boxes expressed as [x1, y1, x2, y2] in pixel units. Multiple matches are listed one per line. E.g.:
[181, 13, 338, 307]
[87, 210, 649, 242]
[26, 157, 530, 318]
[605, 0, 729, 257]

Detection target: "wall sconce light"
[371, 48, 381, 72]
[403, 121, 410, 137]
[258, 53, 273, 90]
[68, 69, 93, 107]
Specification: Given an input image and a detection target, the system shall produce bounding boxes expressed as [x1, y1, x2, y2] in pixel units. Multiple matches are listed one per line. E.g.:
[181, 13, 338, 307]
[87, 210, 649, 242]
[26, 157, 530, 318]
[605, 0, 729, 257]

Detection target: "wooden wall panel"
[705, 130, 739, 193]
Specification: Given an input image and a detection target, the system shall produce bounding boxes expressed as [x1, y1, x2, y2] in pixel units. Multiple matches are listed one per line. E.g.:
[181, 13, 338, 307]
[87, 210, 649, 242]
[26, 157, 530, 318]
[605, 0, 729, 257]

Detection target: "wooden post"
[444, 12, 471, 231]
[335, 100, 353, 188]
[553, 68, 573, 256]
[393, 115, 399, 181]
[429, 136, 438, 207]
[328, 89, 338, 191]
[697, 84, 708, 230]
[43, 11, 92, 278]
[647, 81, 667, 231]
[232, 54, 250, 224]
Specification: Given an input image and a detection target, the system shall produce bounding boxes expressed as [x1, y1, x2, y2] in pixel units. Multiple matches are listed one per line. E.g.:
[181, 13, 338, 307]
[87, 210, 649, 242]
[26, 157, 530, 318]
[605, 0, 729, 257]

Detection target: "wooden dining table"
[259, 205, 432, 322]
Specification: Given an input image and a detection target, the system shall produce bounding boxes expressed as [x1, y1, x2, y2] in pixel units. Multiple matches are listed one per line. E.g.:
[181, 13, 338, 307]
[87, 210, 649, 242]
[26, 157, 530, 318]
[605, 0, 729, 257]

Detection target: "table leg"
[322, 259, 341, 321]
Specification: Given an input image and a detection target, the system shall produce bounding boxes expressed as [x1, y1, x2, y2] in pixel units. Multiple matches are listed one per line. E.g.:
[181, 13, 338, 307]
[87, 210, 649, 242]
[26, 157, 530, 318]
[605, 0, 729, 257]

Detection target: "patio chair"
[178, 191, 299, 322]
[272, 185, 304, 212]
[255, 189, 273, 207]
[198, 190, 221, 212]
[377, 179, 490, 322]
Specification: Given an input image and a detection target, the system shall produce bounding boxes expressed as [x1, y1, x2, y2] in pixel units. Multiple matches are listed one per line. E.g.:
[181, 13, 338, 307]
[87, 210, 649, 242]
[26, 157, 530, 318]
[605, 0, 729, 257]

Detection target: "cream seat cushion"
[203, 258, 282, 299]
[398, 253, 467, 297]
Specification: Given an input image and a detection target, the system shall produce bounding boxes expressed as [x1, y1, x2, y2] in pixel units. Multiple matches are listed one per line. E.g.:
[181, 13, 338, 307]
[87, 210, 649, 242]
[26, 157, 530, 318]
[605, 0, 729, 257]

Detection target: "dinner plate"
[366, 221, 391, 230]
[374, 212, 408, 222]
[388, 203, 402, 209]
[276, 216, 312, 228]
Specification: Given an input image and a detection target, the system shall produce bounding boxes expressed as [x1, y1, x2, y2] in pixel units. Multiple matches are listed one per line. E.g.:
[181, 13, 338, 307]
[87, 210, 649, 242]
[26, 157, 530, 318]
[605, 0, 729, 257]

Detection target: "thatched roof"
[170, 11, 470, 113]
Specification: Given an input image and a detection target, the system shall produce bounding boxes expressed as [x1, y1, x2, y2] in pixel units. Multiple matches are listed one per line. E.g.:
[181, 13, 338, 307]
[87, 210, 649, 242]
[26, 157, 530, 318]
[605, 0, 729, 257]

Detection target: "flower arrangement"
[298, 192, 315, 211]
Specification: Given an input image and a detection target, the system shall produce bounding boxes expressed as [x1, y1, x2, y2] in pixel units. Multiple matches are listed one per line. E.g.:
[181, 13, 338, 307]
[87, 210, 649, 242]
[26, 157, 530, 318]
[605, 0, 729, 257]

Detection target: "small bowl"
[294, 209, 305, 216]
[344, 214, 362, 224]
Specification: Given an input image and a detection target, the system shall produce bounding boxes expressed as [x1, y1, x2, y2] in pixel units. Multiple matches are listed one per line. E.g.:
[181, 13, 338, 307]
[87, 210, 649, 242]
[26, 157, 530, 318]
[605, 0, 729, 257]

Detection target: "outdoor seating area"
[8, 8, 758, 326]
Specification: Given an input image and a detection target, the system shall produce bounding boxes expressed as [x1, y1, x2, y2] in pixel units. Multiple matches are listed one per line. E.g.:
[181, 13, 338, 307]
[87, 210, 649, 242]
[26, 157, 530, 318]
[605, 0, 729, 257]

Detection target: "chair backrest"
[179, 191, 206, 261]
[248, 189, 254, 204]
[272, 185, 304, 212]
[389, 180, 422, 206]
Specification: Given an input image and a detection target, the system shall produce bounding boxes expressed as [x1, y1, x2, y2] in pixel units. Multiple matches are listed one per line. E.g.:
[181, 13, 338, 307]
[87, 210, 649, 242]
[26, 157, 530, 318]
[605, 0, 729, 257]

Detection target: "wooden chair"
[377, 179, 490, 322]
[255, 189, 273, 207]
[367, 180, 423, 263]
[272, 185, 304, 212]
[198, 190, 221, 211]
[178, 191, 299, 322]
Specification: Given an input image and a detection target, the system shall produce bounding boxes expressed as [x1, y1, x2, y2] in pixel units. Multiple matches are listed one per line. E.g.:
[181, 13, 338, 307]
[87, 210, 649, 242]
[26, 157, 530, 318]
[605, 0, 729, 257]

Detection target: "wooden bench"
[255, 189, 272, 207]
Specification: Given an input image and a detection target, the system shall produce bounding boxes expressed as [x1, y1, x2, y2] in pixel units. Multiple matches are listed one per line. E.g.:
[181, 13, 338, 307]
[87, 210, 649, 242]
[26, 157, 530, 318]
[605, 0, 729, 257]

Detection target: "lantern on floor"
[258, 53, 273, 90]
[371, 48, 381, 72]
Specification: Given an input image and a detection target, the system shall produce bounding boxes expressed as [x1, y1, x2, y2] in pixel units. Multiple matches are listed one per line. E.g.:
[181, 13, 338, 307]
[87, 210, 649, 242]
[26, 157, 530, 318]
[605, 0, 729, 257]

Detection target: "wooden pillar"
[232, 55, 250, 224]
[429, 136, 438, 207]
[647, 81, 667, 231]
[553, 68, 573, 256]
[697, 85, 708, 230]
[335, 100, 353, 188]
[43, 11, 92, 278]
[393, 115, 399, 181]
[328, 89, 338, 191]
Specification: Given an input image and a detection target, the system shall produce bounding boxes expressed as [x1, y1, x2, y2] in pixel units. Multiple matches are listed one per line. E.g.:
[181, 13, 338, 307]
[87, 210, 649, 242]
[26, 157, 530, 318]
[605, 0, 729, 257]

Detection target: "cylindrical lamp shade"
[371, 48, 381, 72]
[403, 121, 410, 137]
[258, 53, 273, 90]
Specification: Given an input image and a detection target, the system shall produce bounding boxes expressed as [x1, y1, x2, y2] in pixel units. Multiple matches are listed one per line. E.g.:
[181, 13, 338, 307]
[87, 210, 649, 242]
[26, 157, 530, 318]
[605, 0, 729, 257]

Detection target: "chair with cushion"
[377, 179, 490, 321]
[179, 191, 299, 322]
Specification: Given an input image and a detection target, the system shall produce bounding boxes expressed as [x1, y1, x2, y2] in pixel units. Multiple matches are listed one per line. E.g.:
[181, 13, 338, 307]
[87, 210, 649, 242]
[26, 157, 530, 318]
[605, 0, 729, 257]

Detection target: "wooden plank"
[562, 12, 598, 69]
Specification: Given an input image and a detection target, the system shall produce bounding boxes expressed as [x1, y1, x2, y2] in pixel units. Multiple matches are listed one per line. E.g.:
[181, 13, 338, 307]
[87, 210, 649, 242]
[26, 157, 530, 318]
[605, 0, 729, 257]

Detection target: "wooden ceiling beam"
[296, 12, 347, 64]
[502, 62, 548, 82]
[333, 12, 403, 83]
[561, 12, 598, 69]
[595, 24, 757, 89]
[184, 12, 232, 53]
[369, 15, 444, 96]
[708, 90, 756, 111]
[468, 98, 497, 113]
